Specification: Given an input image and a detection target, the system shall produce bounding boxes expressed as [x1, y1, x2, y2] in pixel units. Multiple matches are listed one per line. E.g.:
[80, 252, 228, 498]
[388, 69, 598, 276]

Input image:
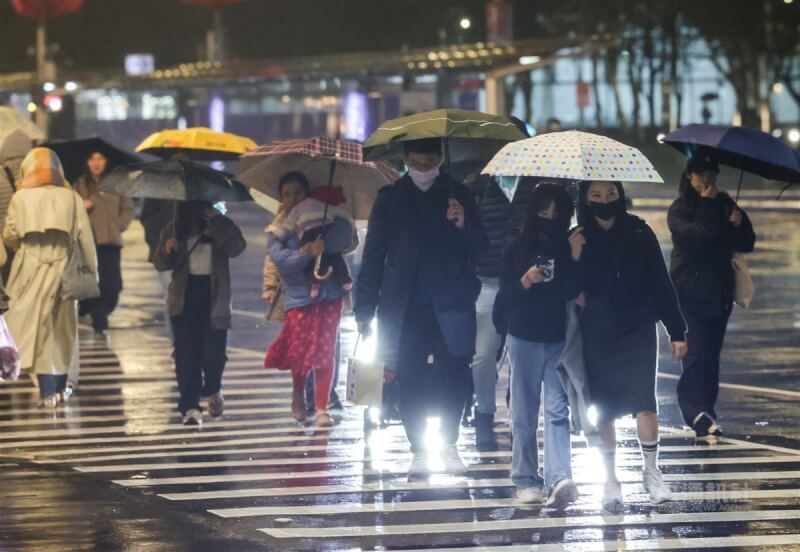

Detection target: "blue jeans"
[507, 336, 572, 493]
[471, 277, 502, 414]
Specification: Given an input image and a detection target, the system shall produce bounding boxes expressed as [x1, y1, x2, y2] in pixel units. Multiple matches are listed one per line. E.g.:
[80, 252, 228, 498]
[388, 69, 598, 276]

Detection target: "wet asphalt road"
[0, 187, 799, 551]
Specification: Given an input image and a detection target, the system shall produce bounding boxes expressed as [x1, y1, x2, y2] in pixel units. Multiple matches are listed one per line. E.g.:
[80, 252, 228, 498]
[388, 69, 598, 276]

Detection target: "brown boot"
[315, 410, 334, 427]
[291, 390, 306, 422]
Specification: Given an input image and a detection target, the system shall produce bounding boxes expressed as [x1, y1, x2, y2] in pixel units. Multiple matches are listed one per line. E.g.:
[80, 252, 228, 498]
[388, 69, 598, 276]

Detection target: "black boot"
[474, 412, 498, 452]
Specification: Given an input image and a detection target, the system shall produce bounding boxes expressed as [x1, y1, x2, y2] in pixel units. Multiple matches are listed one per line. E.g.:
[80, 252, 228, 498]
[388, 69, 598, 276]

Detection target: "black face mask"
[537, 217, 561, 237]
[588, 200, 623, 221]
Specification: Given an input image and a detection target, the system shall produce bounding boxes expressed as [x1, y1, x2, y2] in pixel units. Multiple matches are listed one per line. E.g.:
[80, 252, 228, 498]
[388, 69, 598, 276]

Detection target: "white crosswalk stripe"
[2, 332, 799, 551]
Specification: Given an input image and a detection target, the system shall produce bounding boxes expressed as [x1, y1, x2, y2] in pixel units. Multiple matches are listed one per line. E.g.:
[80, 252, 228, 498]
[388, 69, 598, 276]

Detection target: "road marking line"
[659, 372, 800, 399]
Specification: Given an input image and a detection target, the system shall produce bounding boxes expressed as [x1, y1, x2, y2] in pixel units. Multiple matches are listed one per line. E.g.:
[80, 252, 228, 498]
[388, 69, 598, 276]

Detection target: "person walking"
[74, 151, 134, 335]
[2, 148, 96, 406]
[495, 183, 584, 508]
[153, 201, 246, 426]
[0, 129, 32, 283]
[668, 153, 755, 440]
[264, 171, 352, 428]
[355, 138, 488, 478]
[140, 198, 176, 336]
[578, 179, 687, 513]
[467, 174, 532, 450]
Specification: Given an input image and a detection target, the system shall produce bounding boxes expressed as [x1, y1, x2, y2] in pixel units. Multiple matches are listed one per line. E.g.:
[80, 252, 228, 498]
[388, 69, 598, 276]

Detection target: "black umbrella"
[100, 160, 253, 202]
[41, 136, 141, 183]
[662, 124, 800, 199]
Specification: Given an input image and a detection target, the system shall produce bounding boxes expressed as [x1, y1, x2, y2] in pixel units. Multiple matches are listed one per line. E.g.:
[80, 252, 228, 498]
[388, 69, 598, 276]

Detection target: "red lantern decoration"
[182, 0, 247, 7]
[11, 0, 83, 21]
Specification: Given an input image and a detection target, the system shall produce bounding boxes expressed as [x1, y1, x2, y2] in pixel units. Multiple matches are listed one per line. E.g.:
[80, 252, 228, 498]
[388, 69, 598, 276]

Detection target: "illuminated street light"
[773, 82, 785, 94]
[788, 128, 800, 145]
[65, 81, 79, 91]
[459, 17, 471, 30]
[43, 81, 56, 92]
[27, 102, 37, 113]
[519, 56, 541, 65]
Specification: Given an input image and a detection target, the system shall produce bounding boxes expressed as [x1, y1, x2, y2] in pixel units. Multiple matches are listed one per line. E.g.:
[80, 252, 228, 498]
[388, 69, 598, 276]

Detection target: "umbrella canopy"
[136, 127, 257, 162]
[0, 107, 44, 142]
[482, 130, 663, 201]
[11, 0, 82, 20]
[101, 160, 252, 202]
[237, 137, 398, 220]
[41, 136, 140, 182]
[662, 124, 800, 183]
[363, 109, 526, 163]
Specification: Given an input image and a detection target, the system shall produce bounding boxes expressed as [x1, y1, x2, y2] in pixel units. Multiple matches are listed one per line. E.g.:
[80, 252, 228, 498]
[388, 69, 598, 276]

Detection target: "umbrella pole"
[314, 158, 337, 281]
[444, 137, 454, 197]
[736, 170, 744, 202]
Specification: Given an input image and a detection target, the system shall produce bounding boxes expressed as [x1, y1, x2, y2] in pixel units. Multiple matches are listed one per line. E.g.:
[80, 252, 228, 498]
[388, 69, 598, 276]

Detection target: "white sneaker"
[601, 480, 624, 514]
[516, 486, 544, 505]
[441, 445, 467, 475]
[182, 408, 203, 426]
[643, 467, 672, 504]
[407, 452, 430, 478]
[545, 478, 579, 510]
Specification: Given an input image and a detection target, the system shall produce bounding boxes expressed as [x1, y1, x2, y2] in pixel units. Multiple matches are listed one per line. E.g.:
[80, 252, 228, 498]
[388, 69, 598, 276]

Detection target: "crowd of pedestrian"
[0, 122, 757, 514]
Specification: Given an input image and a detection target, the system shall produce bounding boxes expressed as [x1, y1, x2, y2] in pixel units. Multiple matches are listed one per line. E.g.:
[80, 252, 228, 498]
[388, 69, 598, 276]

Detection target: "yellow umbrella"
[136, 127, 257, 161]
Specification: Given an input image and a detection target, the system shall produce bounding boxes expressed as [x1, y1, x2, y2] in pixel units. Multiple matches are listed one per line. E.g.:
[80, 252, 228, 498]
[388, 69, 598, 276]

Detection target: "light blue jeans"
[471, 277, 502, 414]
[507, 335, 572, 493]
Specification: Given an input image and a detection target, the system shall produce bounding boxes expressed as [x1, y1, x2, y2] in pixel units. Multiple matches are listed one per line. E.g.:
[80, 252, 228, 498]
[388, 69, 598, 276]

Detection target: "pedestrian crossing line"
[74, 359, 268, 372]
[0, 396, 303, 417]
[0, 416, 353, 441]
[159, 470, 800, 501]
[29, 434, 367, 460]
[0, 423, 346, 451]
[0, 385, 293, 399]
[42, 377, 292, 392]
[74, 446, 781, 473]
[659, 372, 800, 399]
[40, 443, 757, 466]
[0, 406, 298, 428]
[112, 454, 800, 487]
[406, 534, 800, 552]
[659, 425, 800, 457]
[73, 370, 279, 382]
[208, 487, 800, 519]
[258, 509, 800, 539]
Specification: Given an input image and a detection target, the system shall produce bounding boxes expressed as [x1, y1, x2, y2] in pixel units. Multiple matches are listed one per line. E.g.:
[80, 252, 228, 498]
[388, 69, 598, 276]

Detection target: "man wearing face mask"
[355, 138, 489, 478]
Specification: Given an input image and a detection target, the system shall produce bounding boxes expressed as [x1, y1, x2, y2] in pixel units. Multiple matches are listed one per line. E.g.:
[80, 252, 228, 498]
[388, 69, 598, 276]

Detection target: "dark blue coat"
[354, 174, 489, 368]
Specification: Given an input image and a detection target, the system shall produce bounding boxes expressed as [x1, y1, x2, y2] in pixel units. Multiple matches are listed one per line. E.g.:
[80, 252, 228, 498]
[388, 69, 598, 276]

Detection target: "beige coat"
[262, 254, 285, 321]
[3, 186, 97, 375]
[74, 175, 134, 247]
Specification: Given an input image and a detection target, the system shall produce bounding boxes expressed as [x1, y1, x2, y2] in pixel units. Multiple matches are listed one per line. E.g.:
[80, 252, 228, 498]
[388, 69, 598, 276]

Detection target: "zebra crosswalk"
[2, 330, 800, 551]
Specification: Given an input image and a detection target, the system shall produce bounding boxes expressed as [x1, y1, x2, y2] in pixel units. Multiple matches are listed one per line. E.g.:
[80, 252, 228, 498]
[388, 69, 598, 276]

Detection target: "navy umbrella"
[663, 124, 800, 198]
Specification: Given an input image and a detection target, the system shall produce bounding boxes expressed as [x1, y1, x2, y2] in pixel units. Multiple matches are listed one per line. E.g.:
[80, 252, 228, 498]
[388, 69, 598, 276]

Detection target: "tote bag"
[732, 253, 754, 309]
[60, 194, 100, 301]
[345, 336, 384, 408]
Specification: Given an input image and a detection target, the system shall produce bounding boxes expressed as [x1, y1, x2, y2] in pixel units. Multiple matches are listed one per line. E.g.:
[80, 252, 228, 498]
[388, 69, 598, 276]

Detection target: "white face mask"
[408, 164, 440, 191]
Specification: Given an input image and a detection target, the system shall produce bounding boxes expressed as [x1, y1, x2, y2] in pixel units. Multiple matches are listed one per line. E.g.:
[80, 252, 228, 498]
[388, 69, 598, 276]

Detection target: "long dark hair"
[515, 183, 574, 268]
[576, 180, 628, 229]
[175, 201, 212, 241]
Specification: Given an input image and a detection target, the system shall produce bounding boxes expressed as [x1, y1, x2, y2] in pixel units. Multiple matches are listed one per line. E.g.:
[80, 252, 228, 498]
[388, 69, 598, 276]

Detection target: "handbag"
[60, 194, 100, 301]
[345, 335, 384, 408]
[0, 315, 21, 382]
[732, 252, 754, 309]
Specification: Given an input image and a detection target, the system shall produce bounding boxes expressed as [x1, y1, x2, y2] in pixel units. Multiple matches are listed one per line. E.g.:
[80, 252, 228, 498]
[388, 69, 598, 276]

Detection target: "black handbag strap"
[172, 235, 205, 273]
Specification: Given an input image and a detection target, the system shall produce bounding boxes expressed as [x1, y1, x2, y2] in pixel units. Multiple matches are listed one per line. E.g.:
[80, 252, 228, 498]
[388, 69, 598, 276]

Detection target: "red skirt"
[264, 298, 342, 378]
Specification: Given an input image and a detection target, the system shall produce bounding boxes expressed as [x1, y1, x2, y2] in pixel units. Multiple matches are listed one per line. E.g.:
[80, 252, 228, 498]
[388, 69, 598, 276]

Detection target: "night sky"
[0, 0, 499, 73]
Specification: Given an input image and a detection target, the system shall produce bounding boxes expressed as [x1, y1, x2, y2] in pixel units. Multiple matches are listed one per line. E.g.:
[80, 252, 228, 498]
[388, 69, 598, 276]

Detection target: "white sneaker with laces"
[516, 486, 544, 505]
[643, 467, 672, 504]
[182, 408, 203, 426]
[407, 452, 430, 478]
[545, 478, 579, 509]
[441, 445, 467, 475]
[601, 480, 624, 514]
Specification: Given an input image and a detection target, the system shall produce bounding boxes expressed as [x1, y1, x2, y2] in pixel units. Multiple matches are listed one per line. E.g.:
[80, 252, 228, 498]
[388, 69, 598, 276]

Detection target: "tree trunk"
[591, 51, 603, 128]
[605, 49, 627, 129]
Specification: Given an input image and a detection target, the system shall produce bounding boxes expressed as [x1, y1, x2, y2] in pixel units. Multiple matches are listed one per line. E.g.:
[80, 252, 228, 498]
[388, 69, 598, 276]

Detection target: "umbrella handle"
[314, 254, 334, 281]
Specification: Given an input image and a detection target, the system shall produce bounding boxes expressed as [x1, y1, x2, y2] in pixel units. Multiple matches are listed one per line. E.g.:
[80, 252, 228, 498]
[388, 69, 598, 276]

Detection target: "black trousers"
[80, 245, 122, 331]
[396, 304, 471, 453]
[171, 276, 228, 414]
[677, 309, 731, 426]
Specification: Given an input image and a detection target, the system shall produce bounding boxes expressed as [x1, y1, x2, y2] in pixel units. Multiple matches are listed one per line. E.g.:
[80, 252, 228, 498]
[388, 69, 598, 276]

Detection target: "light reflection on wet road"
[0, 195, 798, 551]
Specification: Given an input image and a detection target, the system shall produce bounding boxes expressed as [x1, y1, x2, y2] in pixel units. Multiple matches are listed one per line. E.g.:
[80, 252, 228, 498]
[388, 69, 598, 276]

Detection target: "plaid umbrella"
[237, 137, 398, 220]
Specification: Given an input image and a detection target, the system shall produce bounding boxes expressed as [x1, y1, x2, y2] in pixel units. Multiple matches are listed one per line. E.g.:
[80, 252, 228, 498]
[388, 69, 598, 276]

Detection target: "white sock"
[600, 446, 618, 483]
[639, 439, 659, 471]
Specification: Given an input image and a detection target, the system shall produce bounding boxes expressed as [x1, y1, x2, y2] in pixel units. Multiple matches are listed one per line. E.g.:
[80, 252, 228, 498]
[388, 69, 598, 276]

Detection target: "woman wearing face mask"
[74, 151, 134, 337]
[495, 183, 584, 508]
[578, 180, 687, 513]
[668, 153, 755, 440]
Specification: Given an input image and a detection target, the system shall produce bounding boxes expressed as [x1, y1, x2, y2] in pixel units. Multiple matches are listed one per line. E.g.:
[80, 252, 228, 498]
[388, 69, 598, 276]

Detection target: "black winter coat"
[668, 192, 755, 317]
[354, 174, 489, 367]
[582, 214, 686, 342]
